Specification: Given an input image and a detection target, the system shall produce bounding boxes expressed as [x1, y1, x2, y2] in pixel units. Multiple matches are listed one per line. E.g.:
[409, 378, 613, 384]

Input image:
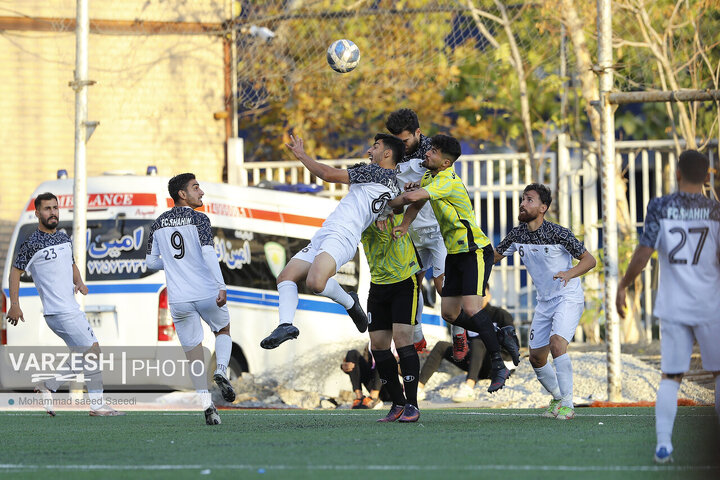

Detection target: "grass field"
[0, 407, 718, 480]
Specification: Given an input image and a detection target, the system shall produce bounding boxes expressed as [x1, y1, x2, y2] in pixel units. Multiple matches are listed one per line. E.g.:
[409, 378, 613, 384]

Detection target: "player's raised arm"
[285, 135, 350, 184]
[7, 267, 25, 326]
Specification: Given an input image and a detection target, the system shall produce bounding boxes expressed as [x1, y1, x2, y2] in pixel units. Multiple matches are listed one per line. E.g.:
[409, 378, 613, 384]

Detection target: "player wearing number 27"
[145, 173, 236, 425]
[494, 183, 596, 420]
[616, 150, 720, 464]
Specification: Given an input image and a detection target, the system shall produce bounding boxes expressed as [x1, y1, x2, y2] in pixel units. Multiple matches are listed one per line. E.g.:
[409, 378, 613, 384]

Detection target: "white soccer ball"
[326, 39, 360, 73]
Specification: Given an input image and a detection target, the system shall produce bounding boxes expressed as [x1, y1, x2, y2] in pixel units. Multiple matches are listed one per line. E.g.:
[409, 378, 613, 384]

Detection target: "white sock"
[451, 324, 465, 337]
[715, 375, 720, 424]
[656, 378, 679, 452]
[214, 334, 231, 376]
[318, 278, 354, 309]
[553, 354, 574, 408]
[198, 389, 213, 410]
[416, 290, 424, 325]
[534, 362, 561, 400]
[277, 280, 299, 325]
[413, 323, 424, 344]
[88, 390, 104, 411]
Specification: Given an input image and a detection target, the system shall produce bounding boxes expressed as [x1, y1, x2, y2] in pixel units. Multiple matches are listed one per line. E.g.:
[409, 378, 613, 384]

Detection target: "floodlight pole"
[598, 0, 622, 402]
[71, 0, 90, 306]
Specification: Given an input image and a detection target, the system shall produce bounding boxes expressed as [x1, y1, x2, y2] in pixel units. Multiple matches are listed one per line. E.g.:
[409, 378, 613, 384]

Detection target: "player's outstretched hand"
[74, 283, 89, 295]
[615, 287, 627, 319]
[285, 135, 305, 159]
[552, 270, 573, 286]
[7, 304, 24, 326]
[217, 289, 227, 307]
[376, 212, 394, 232]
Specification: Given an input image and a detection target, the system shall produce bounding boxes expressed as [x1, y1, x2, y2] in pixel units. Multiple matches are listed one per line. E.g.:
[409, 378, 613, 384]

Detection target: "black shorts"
[367, 276, 419, 332]
[441, 244, 494, 297]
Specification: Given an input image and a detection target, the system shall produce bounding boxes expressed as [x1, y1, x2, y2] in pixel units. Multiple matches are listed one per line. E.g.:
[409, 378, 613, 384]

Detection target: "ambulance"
[1, 173, 447, 389]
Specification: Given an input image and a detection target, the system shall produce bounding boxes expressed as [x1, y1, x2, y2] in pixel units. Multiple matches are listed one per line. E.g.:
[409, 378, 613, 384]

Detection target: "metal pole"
[71, 0, 89, 306]
[598, 0, 622, 402]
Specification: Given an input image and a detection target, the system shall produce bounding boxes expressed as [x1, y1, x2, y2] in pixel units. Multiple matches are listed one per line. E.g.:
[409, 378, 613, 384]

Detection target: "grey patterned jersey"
[13, 230, 80, 315]
[497, 221, 586, 302]
[347, 163, 398, 191]
[146, 206, 220, 303]
[639, 191, 720, 324]
[400, 134, 431, 163]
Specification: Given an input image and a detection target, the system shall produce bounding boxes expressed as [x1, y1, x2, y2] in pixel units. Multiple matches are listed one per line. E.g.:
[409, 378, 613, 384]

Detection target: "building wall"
[0, 1, 229, 274]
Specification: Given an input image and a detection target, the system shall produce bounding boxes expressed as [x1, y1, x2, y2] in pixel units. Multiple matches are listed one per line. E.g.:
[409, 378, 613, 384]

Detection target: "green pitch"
[0, 407, 718, 480]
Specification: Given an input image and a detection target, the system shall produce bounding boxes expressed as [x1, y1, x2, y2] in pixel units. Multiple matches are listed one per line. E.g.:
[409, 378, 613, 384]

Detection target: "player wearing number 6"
[493, 184, 596, 420]
[145, 173, 235, 425]
[616, 150, 720, 464]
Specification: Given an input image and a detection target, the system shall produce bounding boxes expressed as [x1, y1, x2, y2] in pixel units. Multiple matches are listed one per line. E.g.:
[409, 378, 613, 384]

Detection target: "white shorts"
[293, 228, 357, 272]
[170, 296, 230, 350]
[44, 310, 97, 349]
[410, 227, 446, 278]
[528, 297, 584, 349]
[660, 320, 720, 374]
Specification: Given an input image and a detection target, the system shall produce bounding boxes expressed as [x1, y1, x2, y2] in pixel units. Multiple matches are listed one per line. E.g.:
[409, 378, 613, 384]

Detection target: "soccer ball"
[326, 39, 360, 73]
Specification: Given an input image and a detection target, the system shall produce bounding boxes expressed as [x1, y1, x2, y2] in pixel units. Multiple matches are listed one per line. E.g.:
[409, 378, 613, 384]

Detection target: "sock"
[88, 390, 104, 411]
[372, 349, 405, 406]
[656, 378, 680, 452]
[553, 354, 574, 408]
[715, 376, 720, 423]
[397, 345, 420, 407]
[214, 334, 231, 376]
[534, 362, 561, 400]
[318, 278, 354, 309]
[450, 324, 465, 337]
[277, 280, 299, 325]
[415, 290, 424, 325]
[413, 322, 424, 344]
[198, 389, 213, 410]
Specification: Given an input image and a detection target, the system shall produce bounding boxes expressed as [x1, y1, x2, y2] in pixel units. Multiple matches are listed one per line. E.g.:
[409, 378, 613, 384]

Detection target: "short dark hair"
[34, 192, 58, 209]
[524, 183, 552, 208]
[430, 134, 461, 162]
[374, 133, 405, 165]
[386, 108, 420, 135]
[168, 173, 196, 202]
[678, 150, 709, 184]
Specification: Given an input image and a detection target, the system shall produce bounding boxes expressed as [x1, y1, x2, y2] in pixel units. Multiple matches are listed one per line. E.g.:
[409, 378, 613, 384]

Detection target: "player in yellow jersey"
[386, 134, 513, 393]
[361, 213, 423, 422]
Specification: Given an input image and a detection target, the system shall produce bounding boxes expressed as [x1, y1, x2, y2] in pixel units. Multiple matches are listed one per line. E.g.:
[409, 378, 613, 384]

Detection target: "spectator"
[417, 300, 517, 402]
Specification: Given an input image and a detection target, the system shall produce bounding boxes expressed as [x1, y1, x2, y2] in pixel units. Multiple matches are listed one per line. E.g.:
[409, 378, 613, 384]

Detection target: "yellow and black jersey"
[420, 169, 490, 254]
[361, 214, 421, 284]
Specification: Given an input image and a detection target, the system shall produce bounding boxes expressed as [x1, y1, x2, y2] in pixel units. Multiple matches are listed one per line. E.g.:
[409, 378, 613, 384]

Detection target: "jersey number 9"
[171, 231, 185, 259]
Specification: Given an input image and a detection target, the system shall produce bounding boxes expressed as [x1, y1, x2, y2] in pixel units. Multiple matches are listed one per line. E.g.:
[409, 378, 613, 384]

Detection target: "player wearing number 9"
[145, 173, 236, 425]
[616, 150, 720, 464]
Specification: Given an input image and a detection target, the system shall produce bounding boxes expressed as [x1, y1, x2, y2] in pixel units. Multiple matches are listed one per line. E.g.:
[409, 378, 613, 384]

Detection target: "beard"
[518, 210, 537, 223]
[40, 216, 58, 230]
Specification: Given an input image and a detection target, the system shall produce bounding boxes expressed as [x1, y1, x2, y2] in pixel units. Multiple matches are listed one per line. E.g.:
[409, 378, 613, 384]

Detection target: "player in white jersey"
[7, 193, 124, 417]
[145, 173, 235, 425]
[494, 184, 596, 420]
[616, 150, 720, 464]
[386, 109, 448, 354]
[260, 133, 402, 349]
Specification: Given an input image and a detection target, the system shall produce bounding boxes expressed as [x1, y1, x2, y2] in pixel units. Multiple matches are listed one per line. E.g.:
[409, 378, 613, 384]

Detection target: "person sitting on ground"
[341, 343, 388, 409]
[417, 296, 517, 402]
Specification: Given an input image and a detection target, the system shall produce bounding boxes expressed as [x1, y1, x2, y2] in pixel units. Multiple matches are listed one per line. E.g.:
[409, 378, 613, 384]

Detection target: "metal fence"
[233, 139, 718, 341]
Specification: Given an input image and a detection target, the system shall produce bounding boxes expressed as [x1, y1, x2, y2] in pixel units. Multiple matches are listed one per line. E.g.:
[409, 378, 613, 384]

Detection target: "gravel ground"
[218, 346, 715, 410]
